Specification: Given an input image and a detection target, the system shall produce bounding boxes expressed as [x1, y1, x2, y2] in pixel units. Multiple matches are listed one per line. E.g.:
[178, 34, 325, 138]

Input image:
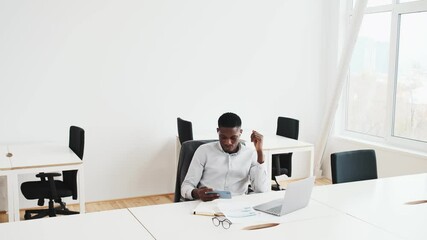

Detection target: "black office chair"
[330, 149, 377, 184]
[272, 117, 299, 191]
[174, 139, 217, 202]
[20, 126, 85, 220]
[177, 117, 194, 144]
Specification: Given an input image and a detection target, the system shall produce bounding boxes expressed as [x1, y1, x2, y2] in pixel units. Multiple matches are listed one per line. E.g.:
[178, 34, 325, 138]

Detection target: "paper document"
[217, 201, 259, 223]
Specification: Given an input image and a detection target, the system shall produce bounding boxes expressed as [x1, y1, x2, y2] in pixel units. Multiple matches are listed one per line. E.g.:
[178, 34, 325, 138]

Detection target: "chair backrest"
[69, 126, 85, 160]
[331, 149, 377, 184]
[276, 116, 299, 140]
[177, 117, 194, 144]
[63, 125, 85, 199]
[174, 139, 217, 202]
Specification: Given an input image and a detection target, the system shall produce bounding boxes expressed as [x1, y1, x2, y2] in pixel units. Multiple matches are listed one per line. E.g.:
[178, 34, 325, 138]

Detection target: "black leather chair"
[331, 149, 377, 184]
[272, 117, 299, 190]
[177, 117, 194, 144]
[20, 126, 85, 220]
[174, 139, 217, 202]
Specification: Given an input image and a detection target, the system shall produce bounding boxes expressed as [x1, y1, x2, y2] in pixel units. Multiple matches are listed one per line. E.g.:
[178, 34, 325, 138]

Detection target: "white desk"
[0, 143, 85, 222]
[0, 209, 154, 240]
[0, 145, 14, 224]
[176, 135, 314, 183]
[3, 175, 420, 239]
[129, 191, 402, 240]
[261, 135, 314, 180]
[312, 173, 427, 240]
[0, 145, 11, 170]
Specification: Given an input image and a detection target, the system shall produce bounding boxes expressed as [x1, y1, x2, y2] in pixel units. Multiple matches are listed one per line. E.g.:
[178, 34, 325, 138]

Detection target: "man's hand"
[250, 130, 264, 164]
[250, 130, 263, 151]
[191, 187, 219, 202]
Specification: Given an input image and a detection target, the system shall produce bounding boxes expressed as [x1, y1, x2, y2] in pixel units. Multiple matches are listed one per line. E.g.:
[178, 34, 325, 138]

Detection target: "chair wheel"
[24, 212, 31, 220]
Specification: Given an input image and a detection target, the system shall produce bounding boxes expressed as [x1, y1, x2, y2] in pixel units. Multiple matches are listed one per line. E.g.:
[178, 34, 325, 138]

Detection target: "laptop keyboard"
[267, 205, 282, 215]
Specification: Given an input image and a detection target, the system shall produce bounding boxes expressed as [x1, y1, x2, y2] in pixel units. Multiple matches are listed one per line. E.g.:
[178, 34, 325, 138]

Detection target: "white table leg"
[6, 173, 15, 222]
[10, 173, 20, 221]
[264, 150, 272, 191]
[309, 146, 314, 177]
[78, 166, 86, 214]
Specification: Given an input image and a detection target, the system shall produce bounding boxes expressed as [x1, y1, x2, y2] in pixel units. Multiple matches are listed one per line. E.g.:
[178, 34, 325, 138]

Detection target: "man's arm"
[181, 150, 204, 200]
[250, 130, 269, 192]
[181, 148, 219, 201]
[251, 130, 264, 164]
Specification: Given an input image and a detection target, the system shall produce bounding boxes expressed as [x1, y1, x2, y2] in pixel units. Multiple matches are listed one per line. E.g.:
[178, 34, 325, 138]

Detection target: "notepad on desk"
[193, 200, 223, 216]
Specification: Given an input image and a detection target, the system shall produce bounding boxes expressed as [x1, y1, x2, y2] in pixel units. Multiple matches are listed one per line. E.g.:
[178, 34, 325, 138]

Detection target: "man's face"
[217, 127, 242, 154]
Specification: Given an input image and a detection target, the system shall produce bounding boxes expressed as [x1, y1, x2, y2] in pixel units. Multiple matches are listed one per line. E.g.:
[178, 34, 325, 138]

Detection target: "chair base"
[271, 177, 285, 191]
[24, 201, 79, 220]
[271, 184, 281, 191]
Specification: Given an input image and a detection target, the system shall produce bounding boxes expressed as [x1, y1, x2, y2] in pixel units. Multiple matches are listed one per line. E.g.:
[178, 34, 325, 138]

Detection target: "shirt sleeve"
[181, 147, 206, 200]
[249, 151, 269, 193]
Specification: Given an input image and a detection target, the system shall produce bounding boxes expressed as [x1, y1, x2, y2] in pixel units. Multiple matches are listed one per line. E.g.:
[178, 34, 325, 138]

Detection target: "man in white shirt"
[181, 112, 269, 201]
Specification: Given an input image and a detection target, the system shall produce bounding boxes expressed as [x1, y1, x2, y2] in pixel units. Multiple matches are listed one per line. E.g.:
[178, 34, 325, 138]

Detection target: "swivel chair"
[330, 149, 377, 184]
[174, 139, 217, 202]
[272, 117, 299, 190]
[20, 126, 85, 220]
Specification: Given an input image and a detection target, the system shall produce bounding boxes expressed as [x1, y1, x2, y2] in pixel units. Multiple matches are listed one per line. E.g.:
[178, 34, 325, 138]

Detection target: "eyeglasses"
[212, 216, 232, 229]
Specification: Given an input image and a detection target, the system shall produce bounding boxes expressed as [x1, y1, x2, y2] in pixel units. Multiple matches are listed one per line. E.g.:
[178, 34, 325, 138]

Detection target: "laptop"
[253, 176, 315, 216]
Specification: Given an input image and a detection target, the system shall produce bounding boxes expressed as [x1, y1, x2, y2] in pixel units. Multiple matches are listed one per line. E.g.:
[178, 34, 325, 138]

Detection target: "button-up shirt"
[181, 141, 269, 200]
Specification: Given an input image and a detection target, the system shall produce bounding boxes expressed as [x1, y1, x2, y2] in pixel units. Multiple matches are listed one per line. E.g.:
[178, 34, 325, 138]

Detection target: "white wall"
[0, 0, 335, 208]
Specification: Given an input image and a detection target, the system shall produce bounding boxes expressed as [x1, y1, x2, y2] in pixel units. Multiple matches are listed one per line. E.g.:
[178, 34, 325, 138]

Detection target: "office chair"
[330, 149, 377, 184]
[177, 117, 194, 144]
[174, 139, 217, 202]
[20, 126, 85, 220]
[272, 116, 299, 191]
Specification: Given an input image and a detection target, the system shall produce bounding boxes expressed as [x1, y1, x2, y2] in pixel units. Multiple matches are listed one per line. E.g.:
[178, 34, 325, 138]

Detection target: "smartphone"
[206, 190, 232, 199]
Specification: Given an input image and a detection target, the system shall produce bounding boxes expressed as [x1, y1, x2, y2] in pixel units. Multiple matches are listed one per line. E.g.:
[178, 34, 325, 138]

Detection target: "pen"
[242, 223, 280, 230]
[405, 199, 427, 205]
[193, 212, 224, 217]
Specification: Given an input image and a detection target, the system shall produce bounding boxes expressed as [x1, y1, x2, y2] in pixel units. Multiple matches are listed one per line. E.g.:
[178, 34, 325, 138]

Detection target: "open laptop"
[253, 176, 315, 216]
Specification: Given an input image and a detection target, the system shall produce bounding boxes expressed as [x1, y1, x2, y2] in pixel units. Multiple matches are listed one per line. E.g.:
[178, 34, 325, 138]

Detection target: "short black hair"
[218, 112, 242, 128]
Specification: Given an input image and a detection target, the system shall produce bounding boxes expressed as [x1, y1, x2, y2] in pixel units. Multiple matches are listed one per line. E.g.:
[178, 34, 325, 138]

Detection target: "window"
[347, 12, 391, 137]
[343, 0, 427, 152]
[394, 11, 427, 142]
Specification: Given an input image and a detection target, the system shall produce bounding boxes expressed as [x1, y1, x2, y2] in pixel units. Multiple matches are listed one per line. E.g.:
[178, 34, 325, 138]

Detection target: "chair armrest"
[36, 172, 62, 179]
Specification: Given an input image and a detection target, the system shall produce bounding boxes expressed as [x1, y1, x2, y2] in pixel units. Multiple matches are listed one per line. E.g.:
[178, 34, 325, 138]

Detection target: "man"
[181, 112, 269, 201]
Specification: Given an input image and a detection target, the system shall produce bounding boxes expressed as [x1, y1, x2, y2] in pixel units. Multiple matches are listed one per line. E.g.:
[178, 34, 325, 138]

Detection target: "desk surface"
[3, 175, 422, 239]
[0, 145, 11, 170]
[312, 173, 427, 240]
[6, 143, 82, 169]
[129, 191, 402, 240]
[259, 135, 313, 152]
[0, 209, 154, 240]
